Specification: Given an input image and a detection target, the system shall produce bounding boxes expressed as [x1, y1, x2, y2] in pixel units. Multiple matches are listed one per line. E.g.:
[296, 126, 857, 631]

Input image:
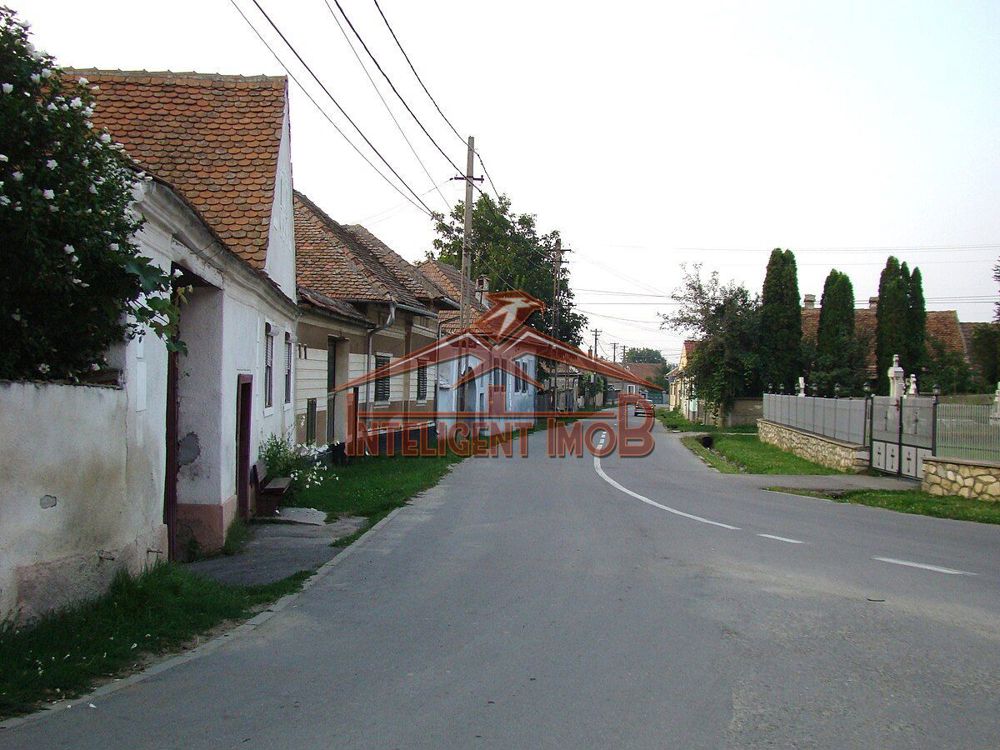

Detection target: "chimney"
[869, 296, 878, 310]
[803, 294, 816, 309]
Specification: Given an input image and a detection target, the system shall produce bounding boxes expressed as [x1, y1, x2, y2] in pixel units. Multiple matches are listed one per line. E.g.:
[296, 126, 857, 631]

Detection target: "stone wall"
[922, 457, 1000, 500]
[758, 419, 868, 473]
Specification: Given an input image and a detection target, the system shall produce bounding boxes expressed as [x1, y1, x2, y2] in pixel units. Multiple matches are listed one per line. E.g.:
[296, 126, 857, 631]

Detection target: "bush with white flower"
[259, 434, 332, 495]
[0, 7, 179, 380]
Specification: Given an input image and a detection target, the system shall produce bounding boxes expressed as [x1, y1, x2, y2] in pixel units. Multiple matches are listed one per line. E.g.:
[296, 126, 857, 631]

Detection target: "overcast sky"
[19, 0, 1000, 361]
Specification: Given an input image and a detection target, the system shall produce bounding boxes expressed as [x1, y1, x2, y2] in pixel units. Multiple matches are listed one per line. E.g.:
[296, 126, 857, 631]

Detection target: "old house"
[1, 70, 300, 619]
[293, 193, 444, 448]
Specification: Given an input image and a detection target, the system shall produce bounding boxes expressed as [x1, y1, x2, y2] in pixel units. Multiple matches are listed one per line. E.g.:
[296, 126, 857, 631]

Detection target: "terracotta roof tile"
[294, 192, 433, 315]
[345, 226, 450, 306]
[71, 69, 286, 272]
[416, 259, 485, 313]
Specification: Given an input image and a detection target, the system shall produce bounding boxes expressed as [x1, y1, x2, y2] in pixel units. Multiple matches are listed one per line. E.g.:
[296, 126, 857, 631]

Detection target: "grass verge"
[766, 487, 1000, 524]
[0, 564, 310, 720]
[682, 434, 839, 475]
[658, 409, 757, 434]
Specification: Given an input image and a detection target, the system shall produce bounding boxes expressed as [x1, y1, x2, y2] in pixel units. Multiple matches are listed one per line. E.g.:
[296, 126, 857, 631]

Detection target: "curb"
[0, 505, 407, 733]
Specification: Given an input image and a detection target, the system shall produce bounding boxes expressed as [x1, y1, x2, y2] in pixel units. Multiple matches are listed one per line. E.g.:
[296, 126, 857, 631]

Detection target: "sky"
[17, 0, 1000, 363]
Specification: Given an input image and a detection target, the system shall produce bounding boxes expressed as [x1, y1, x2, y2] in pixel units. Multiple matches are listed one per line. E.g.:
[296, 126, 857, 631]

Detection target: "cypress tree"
[875, 257, 910, 394]
[907, 266, 927, 374]
[760, 248, 802, 391]
[817, 270, 855, 360]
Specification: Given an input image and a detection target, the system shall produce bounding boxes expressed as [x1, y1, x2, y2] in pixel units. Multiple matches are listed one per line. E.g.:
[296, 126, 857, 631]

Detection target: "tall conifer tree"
[875, 257, 910, 394]
[759, 248, 802, 391]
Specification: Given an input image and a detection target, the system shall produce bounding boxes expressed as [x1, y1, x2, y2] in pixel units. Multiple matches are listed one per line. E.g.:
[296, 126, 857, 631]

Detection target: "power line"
[321, 0, 450, 212]
[370, 0, 503, 201]
[230, 0, 432, 217]
[599, 243, 1000, 254]
[327, 0, 463, 176]
[245, 0, 435, 216]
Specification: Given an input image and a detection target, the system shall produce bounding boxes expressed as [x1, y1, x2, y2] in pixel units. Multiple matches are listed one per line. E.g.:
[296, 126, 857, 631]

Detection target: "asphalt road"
[3, 419, 1000, 748]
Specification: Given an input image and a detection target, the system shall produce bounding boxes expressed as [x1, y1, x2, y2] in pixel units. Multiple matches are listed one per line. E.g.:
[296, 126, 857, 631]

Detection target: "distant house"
[415, 259, 538, 427]
[292, 193, 447, 449]
[667, 340, 700, 416]
[800, 294, 974, 379]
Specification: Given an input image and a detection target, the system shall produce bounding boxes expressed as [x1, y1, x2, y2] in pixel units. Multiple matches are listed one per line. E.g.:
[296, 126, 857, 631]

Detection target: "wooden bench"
[251, 459, 292, 518]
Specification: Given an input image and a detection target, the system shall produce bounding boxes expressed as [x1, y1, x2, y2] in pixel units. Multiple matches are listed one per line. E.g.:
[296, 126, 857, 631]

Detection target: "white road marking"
[872, 556, 977, 576]
[757, 533, 804, 544]
[593, 453, 740, 530]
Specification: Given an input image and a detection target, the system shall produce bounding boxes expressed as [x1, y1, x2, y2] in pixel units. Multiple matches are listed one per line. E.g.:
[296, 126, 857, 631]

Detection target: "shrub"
[259, 434, 328, 495]
[0, 7, 180, 381]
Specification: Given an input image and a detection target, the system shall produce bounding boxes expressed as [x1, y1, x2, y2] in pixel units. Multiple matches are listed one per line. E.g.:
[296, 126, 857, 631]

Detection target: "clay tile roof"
[801, 306, 969, 371]
[345, 225, 450, 306]
[294, 192, 433, 315]
[71, 69, 286, 272]
[623, 362, 666, 390]
[416, 258, 486, 313]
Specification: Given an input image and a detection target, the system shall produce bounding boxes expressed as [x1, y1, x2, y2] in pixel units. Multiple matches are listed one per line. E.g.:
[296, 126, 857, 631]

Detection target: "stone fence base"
[757, 419, 868, 473]
[922, 457, 1000, 500]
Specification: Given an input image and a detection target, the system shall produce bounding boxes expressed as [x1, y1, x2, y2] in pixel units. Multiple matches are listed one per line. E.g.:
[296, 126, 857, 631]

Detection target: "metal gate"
[870, 395, 936, 479]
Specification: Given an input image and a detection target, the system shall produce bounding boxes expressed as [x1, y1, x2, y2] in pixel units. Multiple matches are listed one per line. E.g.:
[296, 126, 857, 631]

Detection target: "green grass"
[767, 487, 1000, 524]
[0, 564, 310, 720]
[297, 449, 468, 529]
[221, 518, 252, 556]
[682, 434, 840, 475]
[658, 409, 757, 434]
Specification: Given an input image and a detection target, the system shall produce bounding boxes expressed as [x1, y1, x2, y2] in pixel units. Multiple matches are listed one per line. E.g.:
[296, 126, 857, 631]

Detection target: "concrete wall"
[0, 382, 167, 623]
[923, 457, 1000, 499]
[758, 419, 869, 473]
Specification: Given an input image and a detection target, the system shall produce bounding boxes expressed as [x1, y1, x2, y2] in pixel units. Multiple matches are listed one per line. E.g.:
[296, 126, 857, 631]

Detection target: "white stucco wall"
[264, 100, 296, 301]
[0, 382, 167, 622]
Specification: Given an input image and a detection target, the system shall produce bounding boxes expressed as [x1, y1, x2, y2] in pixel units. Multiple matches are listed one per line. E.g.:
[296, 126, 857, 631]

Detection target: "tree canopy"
[661, 265, 761, 410]
[808, 269, 867, 395]
[759, 248, 802, 392]
[431, 193, 586, 346]
[623, 347, 665, 364]
[0, 8, 178, 380]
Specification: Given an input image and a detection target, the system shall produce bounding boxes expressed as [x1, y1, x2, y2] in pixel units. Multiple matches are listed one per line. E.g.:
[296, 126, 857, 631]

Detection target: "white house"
[0, 70, 300, 620]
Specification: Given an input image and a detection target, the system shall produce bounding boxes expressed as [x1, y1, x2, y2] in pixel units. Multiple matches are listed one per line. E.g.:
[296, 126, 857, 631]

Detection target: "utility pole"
[611, 342, 618, 364]
[592, 329, 601, 359]
[459, 136, 475, 328]
[551, 238, 563, 339]
[621, 345, 627, 363]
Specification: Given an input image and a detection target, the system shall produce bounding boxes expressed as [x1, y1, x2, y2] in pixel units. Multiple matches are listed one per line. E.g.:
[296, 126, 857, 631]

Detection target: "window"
[284, 332, 292, 404]
[514, 361, 526, 393]
[264, 323, 274, 408]
[374, 354, 391, 403]
[305, 398, 317, 444]
[416, 363, 428, 401]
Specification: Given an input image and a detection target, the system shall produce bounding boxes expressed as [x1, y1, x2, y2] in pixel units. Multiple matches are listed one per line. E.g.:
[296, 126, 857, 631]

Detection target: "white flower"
[99, 133, 111, 144]
[78, 77, 89, 86]
[47, 102, 57, 111]
[64, 244, 75, 255]
[109, 242, 119, 251]
[41, 68, 52, 78]
[1, 83, 12, 94]
[85, 121, 93, 129]
[81, 158, 89, 167]
[89, 184, 98, 194]
[30, 73, 40, 84]
[90, 363, 100, 371]
[83, 106, 93, 117]
[91, 85, 100, 93]
[12, 171, 22, 181]
[70, 255, 79, 263]
[0, 154, 6, 162]
[37, 364, 50, 374]
[42, 189, 55, 200]
[69, 97, 82, 109]
[46, 159, 57, 170]
[11, 312, 20, 322]
[0, 196, 9, 207]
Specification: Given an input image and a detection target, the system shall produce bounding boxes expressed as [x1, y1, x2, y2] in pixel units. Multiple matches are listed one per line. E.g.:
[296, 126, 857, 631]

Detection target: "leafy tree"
[874, 257, 910, 394]
[661, 265, 761, 411]
[923, 337, 973, 395]
[809, 269, 867, 395]
[431, 193, 585, 345]
[623, 347, 665, 364]
[0, 8, 179, 380]
[970, 323, 1000, 390]
[759, 248, 801, 393]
